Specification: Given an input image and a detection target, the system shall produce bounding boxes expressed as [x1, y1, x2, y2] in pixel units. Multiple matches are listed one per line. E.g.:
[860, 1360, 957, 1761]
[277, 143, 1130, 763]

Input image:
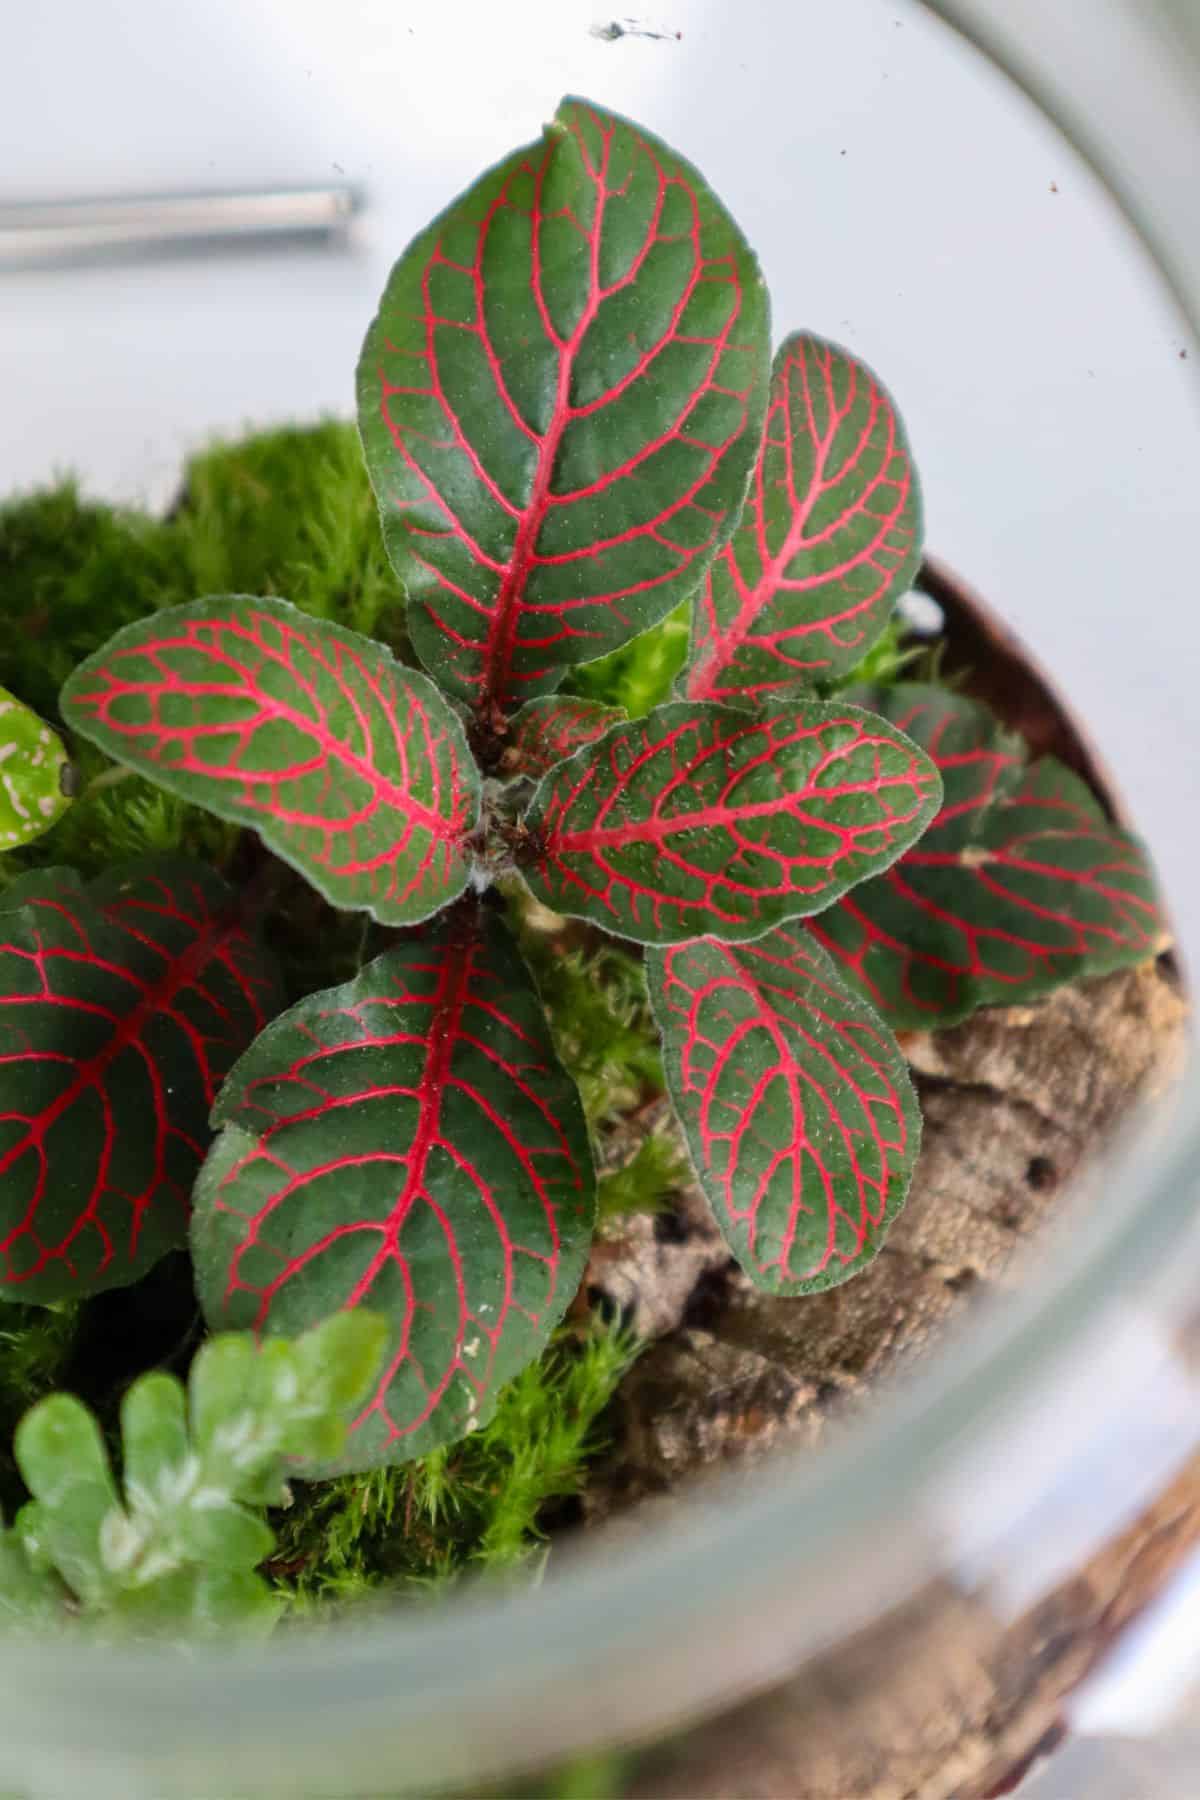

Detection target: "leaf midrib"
[553, 767, 927, 855]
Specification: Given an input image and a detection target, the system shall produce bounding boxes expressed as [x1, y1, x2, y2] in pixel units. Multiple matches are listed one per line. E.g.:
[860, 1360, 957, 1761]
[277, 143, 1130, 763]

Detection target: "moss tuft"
[0, 418, 723, 1611]
[170, 421, 403, 645]
[565, 599, 690, 718]
[597, 1129, 690, 1220]
[507, 908, 663, 1132]
[271, 1318, 637, 1610]
[0, 1304, 81, 1512]
[0, 422, 400, 893]
[0, 483, 182, 728]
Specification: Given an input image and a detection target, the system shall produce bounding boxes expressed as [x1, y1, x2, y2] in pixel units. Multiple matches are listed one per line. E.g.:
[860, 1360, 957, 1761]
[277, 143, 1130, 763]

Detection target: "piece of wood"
[585, 958, 1186, 1511]
[576, 958, 1190, 1800]
[562, 559, 1194, 1797]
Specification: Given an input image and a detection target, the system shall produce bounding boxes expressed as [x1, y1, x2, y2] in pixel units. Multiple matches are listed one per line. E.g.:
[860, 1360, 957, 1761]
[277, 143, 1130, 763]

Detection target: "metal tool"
[0, 184, 362, 268]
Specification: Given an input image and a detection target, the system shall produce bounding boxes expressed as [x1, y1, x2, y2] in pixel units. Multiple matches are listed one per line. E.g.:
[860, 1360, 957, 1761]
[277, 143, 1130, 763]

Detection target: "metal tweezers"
[0, 185, 362, 268]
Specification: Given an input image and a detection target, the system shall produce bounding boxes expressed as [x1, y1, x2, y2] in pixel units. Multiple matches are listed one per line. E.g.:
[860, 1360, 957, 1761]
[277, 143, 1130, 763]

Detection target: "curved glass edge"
[1, 1070, 1195, 1800]
[925, 0, 1200, 339]
[0, 6, 1197, 1794]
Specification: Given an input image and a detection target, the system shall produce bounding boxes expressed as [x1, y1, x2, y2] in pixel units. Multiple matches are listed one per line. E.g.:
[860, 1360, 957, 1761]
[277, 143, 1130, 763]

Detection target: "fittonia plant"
[1, 98, 1164, 1474]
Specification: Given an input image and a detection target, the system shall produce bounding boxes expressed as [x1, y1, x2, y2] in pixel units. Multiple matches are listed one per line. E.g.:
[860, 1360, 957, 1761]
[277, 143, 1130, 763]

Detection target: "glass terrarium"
[0, 3, 1197, 1796]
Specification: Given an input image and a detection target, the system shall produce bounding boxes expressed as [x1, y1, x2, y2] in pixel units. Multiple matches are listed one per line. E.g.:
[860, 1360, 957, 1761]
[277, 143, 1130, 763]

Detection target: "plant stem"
[82, 764, 134, 799]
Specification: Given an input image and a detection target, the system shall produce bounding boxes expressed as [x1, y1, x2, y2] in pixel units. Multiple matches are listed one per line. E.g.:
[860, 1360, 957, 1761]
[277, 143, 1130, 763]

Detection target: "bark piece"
[619, 1453, 1200, 1800]
[585, 958, 1186, 1504]
[577, 957, 1190, 1800]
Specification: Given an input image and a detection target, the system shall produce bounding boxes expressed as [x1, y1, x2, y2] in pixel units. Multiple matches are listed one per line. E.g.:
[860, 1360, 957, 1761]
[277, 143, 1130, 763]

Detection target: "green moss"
[597, 1129, 690, 1220]
[480, 1749, 632, 1800]
[504, 898, 662, 1133]
[0, 418, 708, 1614]
[0, 1306, 79, 1413]
[271, 1317, 637, 1611]
[819, 614, 922, 694]
[565, 599, 691, 717]
[170, 421, 403, 645]
[0, 484, 182, 727]
[0, 422, 402, 895]
[0, 1305, 80, 1513]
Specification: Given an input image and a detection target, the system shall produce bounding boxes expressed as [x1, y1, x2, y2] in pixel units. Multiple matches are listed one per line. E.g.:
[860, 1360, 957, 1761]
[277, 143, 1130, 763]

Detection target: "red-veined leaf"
[809, 683, 1165, 1027]
[357, 95, 770, 717]
[521, 700, 941, 945]
[501, 695, 625, 780]
[60, 598, 480, 927]
[650, 926, 918, 1293]
[683, 333, 922, 704]
[0, 858, 283, 1303]
[191, 904, 594, 1470]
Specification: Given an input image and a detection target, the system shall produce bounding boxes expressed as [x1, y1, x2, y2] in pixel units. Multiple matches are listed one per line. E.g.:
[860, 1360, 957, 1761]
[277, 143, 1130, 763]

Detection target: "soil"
[569, 562, 1193, 1799]
[584, 955, 1184, 1517]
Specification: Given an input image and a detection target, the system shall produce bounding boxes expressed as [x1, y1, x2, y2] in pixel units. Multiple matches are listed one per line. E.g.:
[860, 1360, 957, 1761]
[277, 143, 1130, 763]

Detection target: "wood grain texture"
[581, 956, 1189, 1800]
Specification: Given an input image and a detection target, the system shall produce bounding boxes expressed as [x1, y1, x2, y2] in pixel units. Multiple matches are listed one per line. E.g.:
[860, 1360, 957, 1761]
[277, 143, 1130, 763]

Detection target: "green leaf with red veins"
[190, 905, 595, 1471]
[649, 927, 919, 1294]
[500, 695, 625, 781]
[357, 94, 770, 718]
[0, 858, 283, 1304]
[808, 684, 1166, 1028]
[60, 598, 480, 928]
[520, 700, 942, 946]
[683, 334, 922, 704]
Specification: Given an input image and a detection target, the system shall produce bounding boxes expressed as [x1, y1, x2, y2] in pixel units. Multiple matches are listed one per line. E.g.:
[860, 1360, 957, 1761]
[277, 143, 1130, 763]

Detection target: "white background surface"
[3, 0, 1198, 931]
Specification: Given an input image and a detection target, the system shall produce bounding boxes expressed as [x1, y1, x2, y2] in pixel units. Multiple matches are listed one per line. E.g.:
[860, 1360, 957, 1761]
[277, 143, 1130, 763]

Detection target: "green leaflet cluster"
[0, 1313, 384, 1635]
[0, 687, 74, 852]
[0, 94, 1164, 1492]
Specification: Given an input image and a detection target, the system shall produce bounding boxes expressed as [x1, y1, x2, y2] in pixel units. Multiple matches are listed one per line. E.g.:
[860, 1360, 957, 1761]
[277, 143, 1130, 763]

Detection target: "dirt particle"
[1050, 180, 1059, 193]
[682, 1263, 733, 1331]
[1026, 1154, 1058, 1193]
[591, 17, 681, 41]
[654, 1207, 690, 1245]
[587, 1284, 635, 1332]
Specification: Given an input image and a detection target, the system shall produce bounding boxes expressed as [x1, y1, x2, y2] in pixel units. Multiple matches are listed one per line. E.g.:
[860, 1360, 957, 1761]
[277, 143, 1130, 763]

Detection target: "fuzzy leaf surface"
[60, 598, 480, 926]
[192, 906, 595, 1470]
[650, 927, 918, 1292]
[809, 684, 1165, 1026]
[684, 334, 922, 703]
[357, 95, 770, 715]
[0, 687, 74, 852]
[0, 858, 281, 1303]
[501, 695, 625, 780]
[521, 700, 941, 945]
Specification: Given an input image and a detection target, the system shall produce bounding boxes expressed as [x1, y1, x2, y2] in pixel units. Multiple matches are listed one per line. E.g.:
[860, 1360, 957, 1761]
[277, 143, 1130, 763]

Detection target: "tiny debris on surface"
[590, 16, 682, 40]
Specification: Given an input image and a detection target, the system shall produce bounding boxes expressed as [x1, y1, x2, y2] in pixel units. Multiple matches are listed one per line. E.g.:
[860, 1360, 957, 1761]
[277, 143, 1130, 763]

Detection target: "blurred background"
[4, 0, 1198, 923]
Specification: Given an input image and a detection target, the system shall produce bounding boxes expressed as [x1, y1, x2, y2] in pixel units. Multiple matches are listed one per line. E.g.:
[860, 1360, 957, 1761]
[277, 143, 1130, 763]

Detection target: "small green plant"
[0, 1312, 384, 1635]
[0, 97, 1163, 1489]
[0, 688, 74, 851]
